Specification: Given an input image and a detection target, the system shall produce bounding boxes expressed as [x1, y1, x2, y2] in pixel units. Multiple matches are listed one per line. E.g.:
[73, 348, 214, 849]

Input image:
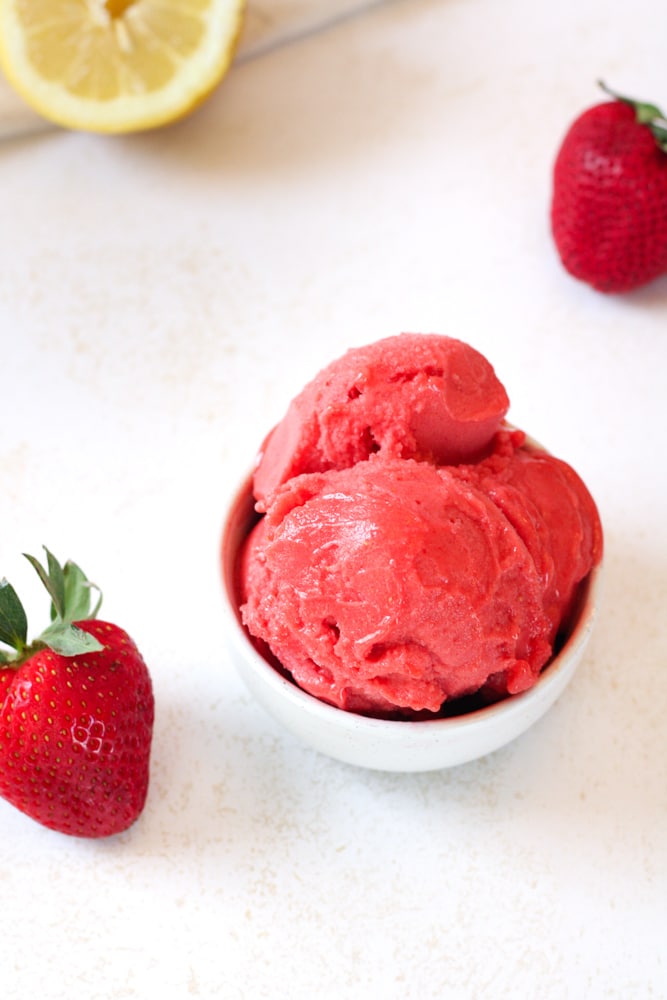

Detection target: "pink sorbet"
[253, 332, 509, 511]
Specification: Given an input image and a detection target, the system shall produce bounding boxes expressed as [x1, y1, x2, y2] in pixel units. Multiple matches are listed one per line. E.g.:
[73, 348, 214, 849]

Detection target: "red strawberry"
[0, 548, 154, 838]
[551, 82, 667, 292]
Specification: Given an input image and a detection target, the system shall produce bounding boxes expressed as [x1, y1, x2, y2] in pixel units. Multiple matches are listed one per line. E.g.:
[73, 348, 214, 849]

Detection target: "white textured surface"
[1, 1, 666, 998]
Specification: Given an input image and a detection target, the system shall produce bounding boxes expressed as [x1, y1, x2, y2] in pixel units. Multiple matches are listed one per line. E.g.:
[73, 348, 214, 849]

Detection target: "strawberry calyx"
[0, 547, 104, 666]
[599, 80, 667, 153]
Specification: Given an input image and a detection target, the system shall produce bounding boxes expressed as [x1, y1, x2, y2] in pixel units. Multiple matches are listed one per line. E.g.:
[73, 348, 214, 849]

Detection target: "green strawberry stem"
[599, 80, 667, 152]
[0, 547, 103, 665]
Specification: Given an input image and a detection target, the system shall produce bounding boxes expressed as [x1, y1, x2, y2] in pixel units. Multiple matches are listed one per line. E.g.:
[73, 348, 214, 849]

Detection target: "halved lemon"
[0, 0, 245, 133]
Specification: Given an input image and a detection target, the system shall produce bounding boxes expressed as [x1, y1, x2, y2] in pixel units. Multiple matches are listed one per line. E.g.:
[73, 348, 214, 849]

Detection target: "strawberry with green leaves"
[0, 548, 154, 838]
[551, 82, 667, 292]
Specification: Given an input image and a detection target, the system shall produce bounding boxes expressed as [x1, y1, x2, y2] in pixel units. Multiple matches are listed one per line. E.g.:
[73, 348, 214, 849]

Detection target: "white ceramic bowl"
[221, 472, 603, 772]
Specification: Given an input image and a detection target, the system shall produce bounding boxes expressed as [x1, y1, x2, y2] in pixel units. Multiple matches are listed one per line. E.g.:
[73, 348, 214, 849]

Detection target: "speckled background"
[1, 1, 666, 997]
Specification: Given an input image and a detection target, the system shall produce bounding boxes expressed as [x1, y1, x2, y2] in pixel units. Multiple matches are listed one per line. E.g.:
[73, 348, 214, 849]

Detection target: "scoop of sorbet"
[451, 429, 604, 643]
[253, 333, 510, 511]
[241, 457, 553, 717]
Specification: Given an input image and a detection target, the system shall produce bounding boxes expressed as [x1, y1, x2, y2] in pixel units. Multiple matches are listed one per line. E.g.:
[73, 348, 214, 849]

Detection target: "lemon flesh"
[0, 0, 245, 132]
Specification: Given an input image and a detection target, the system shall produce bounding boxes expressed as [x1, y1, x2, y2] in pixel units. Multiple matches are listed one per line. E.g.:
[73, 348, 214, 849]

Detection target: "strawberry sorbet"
[238, 334, 602, 718]
[253, 333, 509, 511]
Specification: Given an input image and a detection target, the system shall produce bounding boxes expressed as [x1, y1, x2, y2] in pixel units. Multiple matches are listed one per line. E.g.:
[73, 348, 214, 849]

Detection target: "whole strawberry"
[0, 548, 154, 838]
[551, 82, 667, 292]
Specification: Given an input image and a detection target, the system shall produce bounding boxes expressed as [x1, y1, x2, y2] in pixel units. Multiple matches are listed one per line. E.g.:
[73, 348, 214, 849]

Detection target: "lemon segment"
[0, 0, 245, 132]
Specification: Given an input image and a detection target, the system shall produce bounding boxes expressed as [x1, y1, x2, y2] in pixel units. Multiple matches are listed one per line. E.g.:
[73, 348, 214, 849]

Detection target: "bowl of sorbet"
[221, 469, 603, 772]
[221, 334, 603, 771]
